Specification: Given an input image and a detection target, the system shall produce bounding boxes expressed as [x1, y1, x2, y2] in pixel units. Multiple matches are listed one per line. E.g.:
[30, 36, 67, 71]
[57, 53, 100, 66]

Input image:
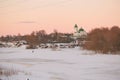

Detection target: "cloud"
[18, 21, 37, 24]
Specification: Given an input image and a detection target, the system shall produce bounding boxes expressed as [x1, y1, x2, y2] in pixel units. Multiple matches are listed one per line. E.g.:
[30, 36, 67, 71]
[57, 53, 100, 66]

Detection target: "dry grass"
[0, 65, 18, 77]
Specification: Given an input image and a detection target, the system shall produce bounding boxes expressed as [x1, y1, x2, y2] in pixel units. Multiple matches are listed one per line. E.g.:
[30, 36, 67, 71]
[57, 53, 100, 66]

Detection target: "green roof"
[79, 27, 84, 32]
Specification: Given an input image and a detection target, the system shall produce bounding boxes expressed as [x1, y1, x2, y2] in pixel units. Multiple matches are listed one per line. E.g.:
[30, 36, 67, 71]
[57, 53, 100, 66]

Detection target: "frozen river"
[0, 47, 120, 80]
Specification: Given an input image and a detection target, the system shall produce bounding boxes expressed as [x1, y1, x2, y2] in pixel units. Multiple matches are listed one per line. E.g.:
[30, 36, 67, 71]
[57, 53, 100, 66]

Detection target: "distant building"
[72, 24, 87, 45]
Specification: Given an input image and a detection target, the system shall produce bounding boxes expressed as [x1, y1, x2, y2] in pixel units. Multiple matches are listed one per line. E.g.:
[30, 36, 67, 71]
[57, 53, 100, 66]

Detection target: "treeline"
[0, 30, 73, 45]
[84, 26, 120, 54]
[1, 26, 120, 54]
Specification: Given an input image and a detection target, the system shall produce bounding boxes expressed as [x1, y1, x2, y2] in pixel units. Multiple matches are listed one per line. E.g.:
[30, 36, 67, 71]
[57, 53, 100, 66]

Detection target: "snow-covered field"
[0, 47, 120, 80]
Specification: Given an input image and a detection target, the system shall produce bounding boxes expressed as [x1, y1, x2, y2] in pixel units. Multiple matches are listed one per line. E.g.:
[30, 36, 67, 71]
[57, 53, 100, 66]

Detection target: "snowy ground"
[0, 47, 120, 80]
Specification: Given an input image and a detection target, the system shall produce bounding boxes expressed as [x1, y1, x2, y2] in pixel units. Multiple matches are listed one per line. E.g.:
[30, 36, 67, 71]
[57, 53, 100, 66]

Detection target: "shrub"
[84, 26, 120, 54]
[26, 45, 37, 49]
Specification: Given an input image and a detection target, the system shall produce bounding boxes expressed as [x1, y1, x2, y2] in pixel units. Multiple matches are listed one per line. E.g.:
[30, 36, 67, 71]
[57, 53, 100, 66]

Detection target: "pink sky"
[0, 0, 120, 36]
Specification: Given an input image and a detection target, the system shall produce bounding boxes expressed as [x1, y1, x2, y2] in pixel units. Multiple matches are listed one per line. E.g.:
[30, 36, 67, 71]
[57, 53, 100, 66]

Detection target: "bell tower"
[74, 24, 79, 33]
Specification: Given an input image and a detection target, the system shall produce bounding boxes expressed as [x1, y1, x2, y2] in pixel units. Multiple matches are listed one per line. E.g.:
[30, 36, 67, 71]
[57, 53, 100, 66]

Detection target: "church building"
[72, 24, 87, 45]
